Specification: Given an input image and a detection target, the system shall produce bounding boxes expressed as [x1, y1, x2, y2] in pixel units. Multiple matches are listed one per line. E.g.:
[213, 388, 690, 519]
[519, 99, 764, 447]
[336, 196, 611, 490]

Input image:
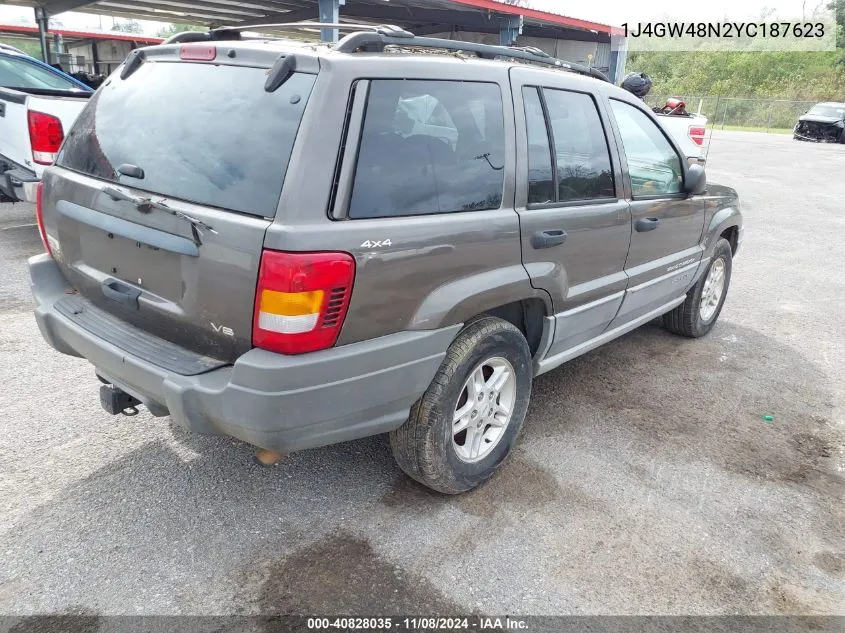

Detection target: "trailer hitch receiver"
[99, 384, 141, 416]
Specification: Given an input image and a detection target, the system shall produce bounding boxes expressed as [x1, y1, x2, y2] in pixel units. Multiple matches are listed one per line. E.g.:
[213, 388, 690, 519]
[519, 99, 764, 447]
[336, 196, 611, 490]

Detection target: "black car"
[793, 102, 845, 143]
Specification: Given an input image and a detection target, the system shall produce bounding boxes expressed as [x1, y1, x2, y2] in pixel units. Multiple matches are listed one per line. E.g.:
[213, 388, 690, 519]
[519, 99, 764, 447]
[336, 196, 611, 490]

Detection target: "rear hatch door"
[42, 45, 317, 365]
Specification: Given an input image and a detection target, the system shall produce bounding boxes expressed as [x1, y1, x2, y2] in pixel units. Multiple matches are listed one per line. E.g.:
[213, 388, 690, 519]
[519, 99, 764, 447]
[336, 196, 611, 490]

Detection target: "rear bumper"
[0, 154, 39, 203]
[30, 254, 458, 452]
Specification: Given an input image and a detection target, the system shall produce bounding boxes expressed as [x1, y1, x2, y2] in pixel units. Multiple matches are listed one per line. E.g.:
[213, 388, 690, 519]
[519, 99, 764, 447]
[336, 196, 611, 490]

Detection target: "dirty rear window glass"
[348, 80, 505, 219]
[57, 62, 315, 217]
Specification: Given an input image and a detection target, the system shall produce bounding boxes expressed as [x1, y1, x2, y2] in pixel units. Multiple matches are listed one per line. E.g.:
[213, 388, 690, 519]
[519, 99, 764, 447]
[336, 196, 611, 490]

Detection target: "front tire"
[390, 317, 532, 494]
[662, 238, 733, 338]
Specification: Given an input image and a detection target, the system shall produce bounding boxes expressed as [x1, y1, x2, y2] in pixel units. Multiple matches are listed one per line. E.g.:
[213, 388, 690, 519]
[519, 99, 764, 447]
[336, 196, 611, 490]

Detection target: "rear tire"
[390, 317, 532, 494]
[662, 238, 733, 338]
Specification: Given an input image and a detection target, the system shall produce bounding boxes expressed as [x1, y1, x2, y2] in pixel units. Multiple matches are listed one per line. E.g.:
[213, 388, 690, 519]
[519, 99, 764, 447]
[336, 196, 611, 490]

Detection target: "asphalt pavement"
[0, 131, 843, 617]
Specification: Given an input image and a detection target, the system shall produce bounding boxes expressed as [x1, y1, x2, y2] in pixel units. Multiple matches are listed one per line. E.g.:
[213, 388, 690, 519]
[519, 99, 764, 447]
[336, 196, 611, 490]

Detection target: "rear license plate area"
[78, 225, 183, 299]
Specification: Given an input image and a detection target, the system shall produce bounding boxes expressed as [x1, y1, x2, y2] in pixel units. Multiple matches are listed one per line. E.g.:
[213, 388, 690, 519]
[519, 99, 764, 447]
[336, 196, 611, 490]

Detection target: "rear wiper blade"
[102, 185, 217, 246]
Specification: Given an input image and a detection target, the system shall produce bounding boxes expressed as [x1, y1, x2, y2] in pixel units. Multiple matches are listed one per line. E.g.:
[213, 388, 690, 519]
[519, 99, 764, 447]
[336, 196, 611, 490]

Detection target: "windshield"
[808, 104, 845, 118]
[0, 54, 83, 91]
[57, 61, 316, 217]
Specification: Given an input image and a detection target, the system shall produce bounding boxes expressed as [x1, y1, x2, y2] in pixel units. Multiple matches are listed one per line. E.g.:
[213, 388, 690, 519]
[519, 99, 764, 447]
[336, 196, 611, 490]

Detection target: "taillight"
[253, 250, 355, 355]
[34, 182, 53, 257]
[688, 126, 706, 146]
[180, 45, 216, 61]
[28, 110, 64, 165]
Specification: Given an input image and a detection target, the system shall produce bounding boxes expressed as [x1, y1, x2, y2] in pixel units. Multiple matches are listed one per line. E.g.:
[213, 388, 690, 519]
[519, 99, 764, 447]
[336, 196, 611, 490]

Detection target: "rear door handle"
[531, 229, 567, 249]
[101, 278, 141, 309]
[635, 217, 661, 232]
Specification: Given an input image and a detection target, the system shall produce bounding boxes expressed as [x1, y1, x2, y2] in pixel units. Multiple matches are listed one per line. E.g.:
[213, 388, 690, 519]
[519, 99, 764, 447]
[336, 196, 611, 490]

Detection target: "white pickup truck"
[0, 47, 92, 203]
[653, 98, 708, 164]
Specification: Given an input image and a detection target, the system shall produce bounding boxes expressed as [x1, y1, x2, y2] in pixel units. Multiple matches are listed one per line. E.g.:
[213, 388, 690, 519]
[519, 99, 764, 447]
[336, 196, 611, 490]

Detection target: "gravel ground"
[0, 131, 843, 617]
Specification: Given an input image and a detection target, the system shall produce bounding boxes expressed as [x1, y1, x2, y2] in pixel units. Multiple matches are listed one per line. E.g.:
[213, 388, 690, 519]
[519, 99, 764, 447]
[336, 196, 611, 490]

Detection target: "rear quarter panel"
[24, 94, 89, 175]
[0, 89, 31, 171]
[0, 90, 88, 176]
[262, 56, 549, 346]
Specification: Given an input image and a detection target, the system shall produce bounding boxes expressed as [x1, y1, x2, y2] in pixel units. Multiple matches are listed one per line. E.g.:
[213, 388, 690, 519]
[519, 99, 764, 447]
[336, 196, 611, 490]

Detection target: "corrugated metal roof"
[3, 0, 618, 36]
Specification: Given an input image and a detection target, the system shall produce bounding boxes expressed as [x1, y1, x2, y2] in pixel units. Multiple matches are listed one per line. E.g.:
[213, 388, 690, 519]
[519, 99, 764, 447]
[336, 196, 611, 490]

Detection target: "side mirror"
[685, 163, 707, 195]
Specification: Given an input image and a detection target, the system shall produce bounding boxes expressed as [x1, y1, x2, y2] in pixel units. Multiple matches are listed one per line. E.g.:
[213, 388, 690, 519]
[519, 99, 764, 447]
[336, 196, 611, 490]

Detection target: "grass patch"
[713, 125, 793, 135]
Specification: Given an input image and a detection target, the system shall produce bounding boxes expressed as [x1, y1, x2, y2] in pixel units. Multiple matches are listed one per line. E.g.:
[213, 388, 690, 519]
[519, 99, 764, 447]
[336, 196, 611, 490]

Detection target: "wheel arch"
[476, 298, 548, 358]
[719, 225, 740, 255]
[706, 206, 742, 257]
[409, 265, 552, 356]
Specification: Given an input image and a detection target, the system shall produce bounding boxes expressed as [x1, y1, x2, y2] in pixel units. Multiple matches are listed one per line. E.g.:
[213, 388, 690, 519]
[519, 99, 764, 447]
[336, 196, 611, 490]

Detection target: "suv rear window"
[348, 80, 505, 219]
[57, 62, 315, 217]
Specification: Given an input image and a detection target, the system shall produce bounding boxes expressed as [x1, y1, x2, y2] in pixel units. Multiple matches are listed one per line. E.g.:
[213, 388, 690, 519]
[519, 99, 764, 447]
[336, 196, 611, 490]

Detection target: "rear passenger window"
[523, 87, 615, 205]
[544, 90, 615, 202]
[348, 80, 505, 219]
[523, 88, 555, 204]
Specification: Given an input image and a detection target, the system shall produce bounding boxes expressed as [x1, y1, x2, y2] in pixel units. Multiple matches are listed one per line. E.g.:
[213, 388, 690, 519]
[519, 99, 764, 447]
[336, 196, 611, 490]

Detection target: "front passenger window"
[610, 100, 683, 197]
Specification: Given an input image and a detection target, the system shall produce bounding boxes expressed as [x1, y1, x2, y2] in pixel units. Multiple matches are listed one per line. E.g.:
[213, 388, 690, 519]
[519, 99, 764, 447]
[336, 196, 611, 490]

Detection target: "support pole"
[499, 15, 523, 46]
[34, 7, 51, 63]
[53, 33, 64, 69]
[319, 0, 340, 43]
[91, 40, 100, 75]
[609, 34, 627, 84]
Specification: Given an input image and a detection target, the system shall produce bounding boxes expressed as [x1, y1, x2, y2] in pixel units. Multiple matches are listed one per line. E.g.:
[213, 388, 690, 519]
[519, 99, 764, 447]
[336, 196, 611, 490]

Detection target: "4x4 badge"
[360, 239, 392, 248]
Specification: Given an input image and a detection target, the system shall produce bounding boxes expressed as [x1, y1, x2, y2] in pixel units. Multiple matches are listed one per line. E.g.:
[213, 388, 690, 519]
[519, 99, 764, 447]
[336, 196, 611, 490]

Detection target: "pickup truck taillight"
[34, 182, 53, 257]
[28, 110, 64, 165]
[688, 126, 706, 146]
[252, 250, 355, 355]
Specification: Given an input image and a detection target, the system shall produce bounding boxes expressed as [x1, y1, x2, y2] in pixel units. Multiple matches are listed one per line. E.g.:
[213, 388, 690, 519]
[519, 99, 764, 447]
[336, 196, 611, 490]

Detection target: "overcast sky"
[0, 0, 834, 34]
[534, 0, 832, 24]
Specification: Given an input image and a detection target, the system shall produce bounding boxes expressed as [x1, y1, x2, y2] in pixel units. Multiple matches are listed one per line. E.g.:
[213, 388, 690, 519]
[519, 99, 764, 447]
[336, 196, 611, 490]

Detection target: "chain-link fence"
[646, 95, 815, 132]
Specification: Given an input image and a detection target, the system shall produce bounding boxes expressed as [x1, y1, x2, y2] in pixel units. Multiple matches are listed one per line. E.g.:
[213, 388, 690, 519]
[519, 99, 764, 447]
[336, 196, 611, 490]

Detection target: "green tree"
[627, 0, 844, 100]
[628, 50, 845, 101]
[827, 0, 845, 48]
[111, 19, 143, 34]
[155, 23, 205, 38]
[0, 38, 42, 57]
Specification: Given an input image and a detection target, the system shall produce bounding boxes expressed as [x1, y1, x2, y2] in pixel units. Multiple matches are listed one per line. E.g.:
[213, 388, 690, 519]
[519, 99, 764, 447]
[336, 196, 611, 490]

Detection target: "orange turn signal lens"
[260, 290, 324, 317]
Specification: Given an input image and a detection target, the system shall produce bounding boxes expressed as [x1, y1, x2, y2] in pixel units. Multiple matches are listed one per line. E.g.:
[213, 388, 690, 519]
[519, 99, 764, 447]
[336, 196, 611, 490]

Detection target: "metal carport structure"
[0, 23, 161, 73]
[2, 0, 626, 80]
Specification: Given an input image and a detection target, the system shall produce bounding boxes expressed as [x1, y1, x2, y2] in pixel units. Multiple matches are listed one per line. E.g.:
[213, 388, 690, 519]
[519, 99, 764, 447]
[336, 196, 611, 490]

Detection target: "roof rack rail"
[336, 31, 609, 82]
[164, 22, 414, 44]
[216, 22, 412, 36]
[163, 23, 608, 82]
